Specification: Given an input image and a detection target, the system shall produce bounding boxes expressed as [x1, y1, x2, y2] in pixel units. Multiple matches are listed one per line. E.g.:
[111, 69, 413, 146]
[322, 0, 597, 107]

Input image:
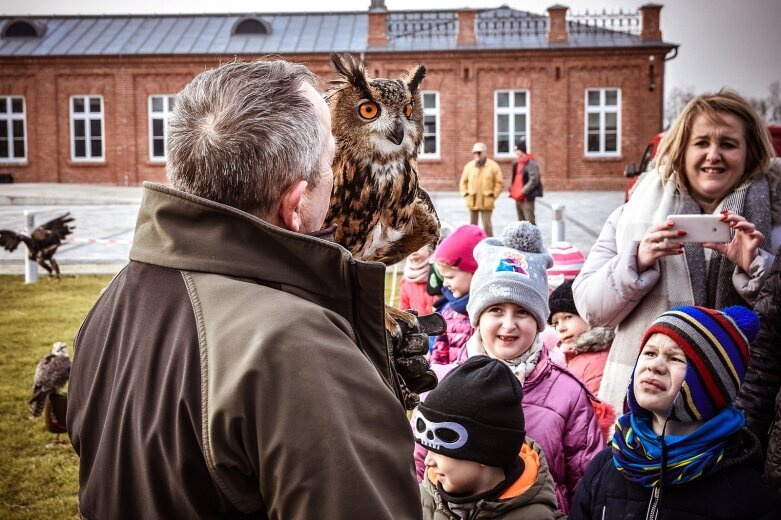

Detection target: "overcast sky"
[6, 0, 781, 101]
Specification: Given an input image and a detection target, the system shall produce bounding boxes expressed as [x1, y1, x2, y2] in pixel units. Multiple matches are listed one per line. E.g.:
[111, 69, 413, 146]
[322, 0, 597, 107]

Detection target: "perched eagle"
[29, 342, 71, 420]
[0, 213, 74, 278]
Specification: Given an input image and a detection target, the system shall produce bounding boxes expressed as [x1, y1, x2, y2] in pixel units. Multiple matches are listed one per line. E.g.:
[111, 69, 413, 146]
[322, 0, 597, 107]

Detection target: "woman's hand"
[703, 209, 764, 272]
[636, 221, 686, 273]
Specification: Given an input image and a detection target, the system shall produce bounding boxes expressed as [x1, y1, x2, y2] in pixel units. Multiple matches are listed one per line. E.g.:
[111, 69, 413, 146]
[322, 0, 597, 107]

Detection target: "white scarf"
[466, 332, 543, 385]
[600, 169, 771, 413]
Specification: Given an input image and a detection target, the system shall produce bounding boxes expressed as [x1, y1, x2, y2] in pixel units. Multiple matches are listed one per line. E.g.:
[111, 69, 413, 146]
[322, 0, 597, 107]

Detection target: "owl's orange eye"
[358, 101, 380, 120]
[404, 103, 413, 119]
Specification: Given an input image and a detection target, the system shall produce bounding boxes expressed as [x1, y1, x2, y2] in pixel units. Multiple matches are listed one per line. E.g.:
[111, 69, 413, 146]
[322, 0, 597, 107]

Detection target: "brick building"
[0, 2, 676, 190]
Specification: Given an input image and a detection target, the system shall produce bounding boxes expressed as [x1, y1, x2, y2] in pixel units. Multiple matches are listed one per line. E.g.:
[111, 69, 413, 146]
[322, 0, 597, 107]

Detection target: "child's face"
[550, 312, 590, 353]
[633, 333, 688, 418]
[424, 451, 496, 495]
[478, 303, 538, 360]
[409, 244, 434, 264]
[438, 263, 473, 298]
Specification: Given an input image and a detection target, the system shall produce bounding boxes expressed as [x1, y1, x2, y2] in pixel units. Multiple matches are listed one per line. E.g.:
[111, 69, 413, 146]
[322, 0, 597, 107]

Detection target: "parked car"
[624, 126, 781, 202]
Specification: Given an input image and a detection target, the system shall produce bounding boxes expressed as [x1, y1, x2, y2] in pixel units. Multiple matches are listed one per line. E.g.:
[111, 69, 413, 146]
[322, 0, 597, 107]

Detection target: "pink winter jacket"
[415, 337, 604, 513]
[430, 304, 473, 365]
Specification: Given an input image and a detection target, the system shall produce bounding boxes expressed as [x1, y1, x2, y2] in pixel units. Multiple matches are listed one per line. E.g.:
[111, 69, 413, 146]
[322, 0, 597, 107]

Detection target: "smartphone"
[665, 214, 731, 243]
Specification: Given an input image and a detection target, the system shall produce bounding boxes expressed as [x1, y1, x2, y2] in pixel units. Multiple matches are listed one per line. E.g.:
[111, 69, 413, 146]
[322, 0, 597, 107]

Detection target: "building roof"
[0, 7, 674, 58]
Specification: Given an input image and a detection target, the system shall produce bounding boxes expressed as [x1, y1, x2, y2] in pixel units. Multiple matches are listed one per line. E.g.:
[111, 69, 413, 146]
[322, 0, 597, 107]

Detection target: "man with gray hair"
[67, 59, 422, 519]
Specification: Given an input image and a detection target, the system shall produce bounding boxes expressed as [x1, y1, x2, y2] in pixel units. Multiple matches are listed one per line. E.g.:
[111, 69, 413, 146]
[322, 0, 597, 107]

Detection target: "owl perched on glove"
[323, 54, 444, 408]
[324, 53, 440, 266]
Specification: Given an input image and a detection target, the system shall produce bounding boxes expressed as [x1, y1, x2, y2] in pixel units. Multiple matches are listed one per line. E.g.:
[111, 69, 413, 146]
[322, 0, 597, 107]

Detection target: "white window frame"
[418, 90, 440, 159]
[148, 95, 176, 162]
[494, 90, 530, 158]
[70, 95, 105, 162]
[0, 96, 27, 162]
[584, 88, 621, 157]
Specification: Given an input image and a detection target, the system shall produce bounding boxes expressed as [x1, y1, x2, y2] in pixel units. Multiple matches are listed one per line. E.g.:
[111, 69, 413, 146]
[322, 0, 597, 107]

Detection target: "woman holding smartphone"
[573, 89, 780, 415]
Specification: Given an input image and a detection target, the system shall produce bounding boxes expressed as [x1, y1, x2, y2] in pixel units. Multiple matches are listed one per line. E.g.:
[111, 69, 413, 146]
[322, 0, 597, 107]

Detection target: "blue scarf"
[442, 287, 470, 315]
[611, 405, 745, 488]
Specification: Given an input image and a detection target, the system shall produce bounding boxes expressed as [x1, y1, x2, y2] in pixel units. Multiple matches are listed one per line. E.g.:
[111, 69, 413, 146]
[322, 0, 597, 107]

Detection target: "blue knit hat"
[627, 305, 759, 422]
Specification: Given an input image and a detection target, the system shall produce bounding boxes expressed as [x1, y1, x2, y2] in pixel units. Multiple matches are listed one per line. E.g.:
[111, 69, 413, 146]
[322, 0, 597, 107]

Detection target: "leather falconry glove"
[389, 310, 446, 410]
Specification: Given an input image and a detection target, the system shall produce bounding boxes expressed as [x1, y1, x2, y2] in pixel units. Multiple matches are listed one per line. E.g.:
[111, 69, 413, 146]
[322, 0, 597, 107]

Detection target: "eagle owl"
[324, 53, 440, 267]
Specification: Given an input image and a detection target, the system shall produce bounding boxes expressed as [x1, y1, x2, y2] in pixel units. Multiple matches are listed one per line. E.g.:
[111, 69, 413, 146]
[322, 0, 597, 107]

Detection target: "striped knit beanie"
[547, 241, 585, 289]
[627, 305, 759, 423]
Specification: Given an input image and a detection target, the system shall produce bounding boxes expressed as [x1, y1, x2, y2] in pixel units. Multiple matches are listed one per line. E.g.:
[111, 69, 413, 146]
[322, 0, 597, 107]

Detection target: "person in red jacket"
[399, 244, 437, 315]
[548, 279, 616, 441]
[509, 141, 542, 225]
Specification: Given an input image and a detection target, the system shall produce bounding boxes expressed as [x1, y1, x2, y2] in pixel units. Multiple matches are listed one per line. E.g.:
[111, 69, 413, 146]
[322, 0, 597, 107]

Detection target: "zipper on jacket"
[645, 486, 660, 520]
[348, 258, 405, 406]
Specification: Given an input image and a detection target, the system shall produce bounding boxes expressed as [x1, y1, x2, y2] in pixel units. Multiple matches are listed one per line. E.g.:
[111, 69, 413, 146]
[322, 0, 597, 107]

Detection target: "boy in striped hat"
[571, 305, 781, 519]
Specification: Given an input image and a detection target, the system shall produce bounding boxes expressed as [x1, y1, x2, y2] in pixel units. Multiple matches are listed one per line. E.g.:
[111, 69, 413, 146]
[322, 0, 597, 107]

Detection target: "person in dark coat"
[571, 305, 781, 520]
[737, 245, 781, 494]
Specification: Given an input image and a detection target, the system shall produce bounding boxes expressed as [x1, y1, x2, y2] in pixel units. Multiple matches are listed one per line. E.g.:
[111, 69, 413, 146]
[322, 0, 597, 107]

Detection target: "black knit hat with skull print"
[414, 356, 525, 469]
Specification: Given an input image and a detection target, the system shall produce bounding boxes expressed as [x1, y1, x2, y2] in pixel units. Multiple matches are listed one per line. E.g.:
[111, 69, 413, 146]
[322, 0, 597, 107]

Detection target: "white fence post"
[552, 204, 566, 243]
[24, 209, 38, 284]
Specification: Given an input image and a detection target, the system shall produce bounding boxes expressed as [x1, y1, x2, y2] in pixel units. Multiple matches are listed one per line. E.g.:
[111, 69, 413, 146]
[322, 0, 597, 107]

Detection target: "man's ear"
[277, 180, 308, 232]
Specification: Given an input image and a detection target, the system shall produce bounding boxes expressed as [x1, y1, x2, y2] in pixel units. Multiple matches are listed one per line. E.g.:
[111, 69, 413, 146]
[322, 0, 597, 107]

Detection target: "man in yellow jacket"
[459, 142, 505, 236]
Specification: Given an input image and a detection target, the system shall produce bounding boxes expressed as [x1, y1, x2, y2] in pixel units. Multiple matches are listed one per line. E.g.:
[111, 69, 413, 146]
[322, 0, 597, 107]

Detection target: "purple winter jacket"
[415, 337, 604, 513]
[430, 304, 474, 365]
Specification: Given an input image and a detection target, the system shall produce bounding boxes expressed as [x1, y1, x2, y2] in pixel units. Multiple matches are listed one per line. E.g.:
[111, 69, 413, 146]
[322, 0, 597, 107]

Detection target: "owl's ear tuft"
[406, 65, 426, 93]
[330, 53, 372, 99]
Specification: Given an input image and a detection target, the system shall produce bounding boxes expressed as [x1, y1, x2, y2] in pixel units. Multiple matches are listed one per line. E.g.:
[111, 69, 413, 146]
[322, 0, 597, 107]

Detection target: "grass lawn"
[0, 272, 403, 518]
[0, 275, 113, 519]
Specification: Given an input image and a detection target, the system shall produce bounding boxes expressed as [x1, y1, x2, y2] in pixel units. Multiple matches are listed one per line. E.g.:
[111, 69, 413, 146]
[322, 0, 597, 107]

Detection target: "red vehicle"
[624, 126, 781, 202]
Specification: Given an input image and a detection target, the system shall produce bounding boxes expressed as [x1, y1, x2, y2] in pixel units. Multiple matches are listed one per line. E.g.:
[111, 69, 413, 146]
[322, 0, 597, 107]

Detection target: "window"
[0, 96, 26, 161]
[149, 95, 176, 161]
[585, 88, 621, 156]
[70, 96, 104, 161]
[419, 91, 439, 158]
[231, 17, 271, 35]
[494, 90, 529, 156]
[2, 19, 45, 38]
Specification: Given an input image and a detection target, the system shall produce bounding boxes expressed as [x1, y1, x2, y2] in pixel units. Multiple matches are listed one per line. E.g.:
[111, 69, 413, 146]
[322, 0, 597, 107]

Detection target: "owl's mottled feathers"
[324, 53, 440, 266]
[29, 342, 71, 419]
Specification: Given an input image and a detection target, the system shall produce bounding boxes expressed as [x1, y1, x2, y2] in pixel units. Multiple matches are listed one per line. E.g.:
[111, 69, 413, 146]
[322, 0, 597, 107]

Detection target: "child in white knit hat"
[414, 222, 603, 513]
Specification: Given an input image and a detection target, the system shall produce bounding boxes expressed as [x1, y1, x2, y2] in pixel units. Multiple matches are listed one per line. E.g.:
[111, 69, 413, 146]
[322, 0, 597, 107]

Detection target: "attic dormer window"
[2, 19, 45, 38]
[232, 17, 271, 36]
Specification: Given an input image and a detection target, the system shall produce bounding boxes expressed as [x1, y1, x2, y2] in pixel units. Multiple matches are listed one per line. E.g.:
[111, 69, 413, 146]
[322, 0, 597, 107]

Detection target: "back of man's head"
[166, 59, 325, 219]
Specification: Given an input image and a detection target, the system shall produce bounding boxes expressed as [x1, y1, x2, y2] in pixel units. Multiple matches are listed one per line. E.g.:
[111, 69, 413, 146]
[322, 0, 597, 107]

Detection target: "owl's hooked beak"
[386, 119, 405, 146]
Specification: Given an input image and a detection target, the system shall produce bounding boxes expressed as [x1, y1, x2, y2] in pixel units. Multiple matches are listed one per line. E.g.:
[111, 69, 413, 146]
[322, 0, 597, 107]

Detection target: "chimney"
[367, 0, 388, 47]
[639, 4, 662, 41]
[457, 9, 477, 46]
[547, 4, 569, 44]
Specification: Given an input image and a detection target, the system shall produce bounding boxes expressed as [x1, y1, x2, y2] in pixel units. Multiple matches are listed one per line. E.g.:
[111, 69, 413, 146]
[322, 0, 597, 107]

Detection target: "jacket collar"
[130, 183, 386, 303]
[568, 327, 615, 355]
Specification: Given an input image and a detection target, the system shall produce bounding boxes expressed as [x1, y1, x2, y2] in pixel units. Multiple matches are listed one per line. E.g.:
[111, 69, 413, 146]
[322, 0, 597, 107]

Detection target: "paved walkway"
[0, 183, 623, 275]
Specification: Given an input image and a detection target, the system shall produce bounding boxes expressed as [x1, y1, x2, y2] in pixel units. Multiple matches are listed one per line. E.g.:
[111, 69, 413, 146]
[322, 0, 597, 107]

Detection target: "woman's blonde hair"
[655, 89, 774, 189]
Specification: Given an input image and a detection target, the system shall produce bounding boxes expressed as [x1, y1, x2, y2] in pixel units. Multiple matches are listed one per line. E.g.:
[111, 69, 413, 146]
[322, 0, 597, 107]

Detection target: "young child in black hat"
[413, 356, 563, 519]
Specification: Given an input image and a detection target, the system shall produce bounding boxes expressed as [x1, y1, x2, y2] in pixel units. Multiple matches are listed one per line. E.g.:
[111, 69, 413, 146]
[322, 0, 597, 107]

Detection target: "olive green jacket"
[68, 183, 420, 519]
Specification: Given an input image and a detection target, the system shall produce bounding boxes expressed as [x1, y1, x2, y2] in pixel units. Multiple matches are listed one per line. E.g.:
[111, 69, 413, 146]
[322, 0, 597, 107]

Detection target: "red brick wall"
[0, 48, 667, 191]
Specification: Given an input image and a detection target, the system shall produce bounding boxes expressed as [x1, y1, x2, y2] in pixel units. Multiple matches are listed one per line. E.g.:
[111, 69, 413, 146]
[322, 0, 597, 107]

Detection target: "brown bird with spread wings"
[0, 213, 74, 278]
[324, 53, 440, 269]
